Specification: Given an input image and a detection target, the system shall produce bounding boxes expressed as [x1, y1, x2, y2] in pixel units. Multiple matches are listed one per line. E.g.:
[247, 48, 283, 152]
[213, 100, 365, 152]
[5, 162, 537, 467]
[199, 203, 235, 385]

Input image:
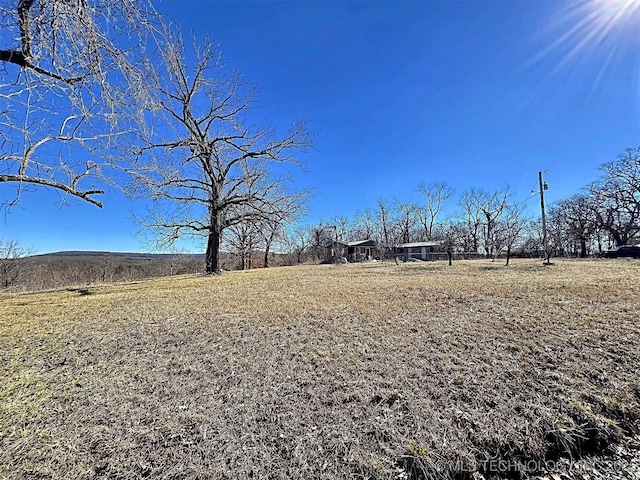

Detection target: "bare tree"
[375, 199, 397, 262]
[589, 181, 640, 247]
[225, 216, 260, 270]
[539, 210, 567, 261]
[260, 218, 282, 269]
[479, 187, 510, 258]
[99, 254, 115, 283]
[588, 147, 640, 247]
[434, 221, 465, 266]
[417, 181, 454, 240]
[226, 198, 304, 270]
[602, 147, 640, 197]
[550, 194, 597, 257]
[329, 215, 350, 242]
[351, 209, 376, 241]
[0, 0, 159, 207]
[458, 187, 510, 258]
[256, 195, 306, 268]
[0, 239, 32, 288]
[283, 225, 311, 265]
[132, 35, 311, 274]
[394, 199, 417, 244]
[307, 222, 333, 262]
[0, 0, 157, 83]
[495, 203, 529, 266]
[165, 247, 193, 276]
[458, 188, 484, 254]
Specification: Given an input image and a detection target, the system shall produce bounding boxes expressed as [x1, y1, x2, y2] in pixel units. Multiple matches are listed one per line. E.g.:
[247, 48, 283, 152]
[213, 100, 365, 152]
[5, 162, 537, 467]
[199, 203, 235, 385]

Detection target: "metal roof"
[398, 241, 442, 248]
[347, 240, 377, 247]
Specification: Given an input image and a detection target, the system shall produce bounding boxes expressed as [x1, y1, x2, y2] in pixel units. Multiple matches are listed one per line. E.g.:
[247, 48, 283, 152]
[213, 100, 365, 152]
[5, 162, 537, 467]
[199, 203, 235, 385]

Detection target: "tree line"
[235, 183, 526, 267]
[262, 147, 639, 268]
[547, 148, 640, 257]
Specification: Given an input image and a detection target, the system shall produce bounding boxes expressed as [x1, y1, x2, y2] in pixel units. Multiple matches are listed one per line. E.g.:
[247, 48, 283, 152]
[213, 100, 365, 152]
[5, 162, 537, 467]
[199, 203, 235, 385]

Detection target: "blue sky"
[2, 0, 639, 253]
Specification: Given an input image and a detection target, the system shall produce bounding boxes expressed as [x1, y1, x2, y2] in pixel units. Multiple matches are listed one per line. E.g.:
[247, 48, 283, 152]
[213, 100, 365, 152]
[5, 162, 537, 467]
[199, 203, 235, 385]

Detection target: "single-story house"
[396, 241, 444, 261]
[329, 239, 379, 262]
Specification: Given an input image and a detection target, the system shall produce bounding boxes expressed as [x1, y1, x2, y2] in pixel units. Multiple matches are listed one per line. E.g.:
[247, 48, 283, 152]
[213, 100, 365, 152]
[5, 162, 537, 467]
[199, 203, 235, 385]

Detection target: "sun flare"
[539, 0, 639, 60]
[526, 0, 640, 91]
[584, 0, 640, 45]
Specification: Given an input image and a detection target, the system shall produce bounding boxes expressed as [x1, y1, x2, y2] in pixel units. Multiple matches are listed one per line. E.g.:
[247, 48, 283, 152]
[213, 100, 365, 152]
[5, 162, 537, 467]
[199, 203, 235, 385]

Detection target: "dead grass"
[1, 259, 639, 479]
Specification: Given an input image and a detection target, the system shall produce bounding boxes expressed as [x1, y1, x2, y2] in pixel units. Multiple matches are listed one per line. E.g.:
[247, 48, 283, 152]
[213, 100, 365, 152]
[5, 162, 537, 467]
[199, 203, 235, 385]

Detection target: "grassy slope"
[1, 260, 639, 479]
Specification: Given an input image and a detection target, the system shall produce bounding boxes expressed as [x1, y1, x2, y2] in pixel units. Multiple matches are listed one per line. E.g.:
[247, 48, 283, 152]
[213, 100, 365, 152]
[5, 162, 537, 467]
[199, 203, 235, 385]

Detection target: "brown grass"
[1, 259, 639, 479]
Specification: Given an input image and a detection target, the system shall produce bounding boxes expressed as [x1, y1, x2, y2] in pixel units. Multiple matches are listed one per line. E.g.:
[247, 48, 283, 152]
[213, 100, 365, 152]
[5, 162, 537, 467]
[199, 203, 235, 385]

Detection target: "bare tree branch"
[1, 0, 161, 207]
[417, 181, 454, 240]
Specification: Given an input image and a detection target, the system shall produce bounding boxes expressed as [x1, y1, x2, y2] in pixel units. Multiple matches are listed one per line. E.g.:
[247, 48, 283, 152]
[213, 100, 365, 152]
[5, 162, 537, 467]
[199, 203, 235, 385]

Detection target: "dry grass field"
[1, 259, 639, 479]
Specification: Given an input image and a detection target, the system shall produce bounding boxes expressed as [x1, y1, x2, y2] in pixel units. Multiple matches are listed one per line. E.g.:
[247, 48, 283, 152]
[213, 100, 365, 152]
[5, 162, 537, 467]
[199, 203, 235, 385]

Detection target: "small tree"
[0, 239, 32, 289]
[375, 199, 400, 263]
[225, 217, 260, 270]
[536, 212, 565, 262]
[307, 223, 333, 262]
[166, 248, 193, 276]
[283, 225, 311, 265]
[260, 218, 282, 269]
[479, 187, 510, 258]
[435, 221, 465, 266]
[496, 203, 529, 266]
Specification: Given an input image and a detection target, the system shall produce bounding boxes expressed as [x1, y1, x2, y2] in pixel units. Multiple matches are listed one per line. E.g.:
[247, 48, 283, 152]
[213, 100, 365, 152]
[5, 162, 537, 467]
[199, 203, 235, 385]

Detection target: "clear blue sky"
[2, 0, 639, 253]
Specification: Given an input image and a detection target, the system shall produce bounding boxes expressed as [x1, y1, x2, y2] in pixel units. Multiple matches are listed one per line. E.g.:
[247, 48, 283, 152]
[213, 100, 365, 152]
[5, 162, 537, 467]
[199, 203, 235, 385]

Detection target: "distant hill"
[30, 251, 206, 260]
[13, 251, 208, 291]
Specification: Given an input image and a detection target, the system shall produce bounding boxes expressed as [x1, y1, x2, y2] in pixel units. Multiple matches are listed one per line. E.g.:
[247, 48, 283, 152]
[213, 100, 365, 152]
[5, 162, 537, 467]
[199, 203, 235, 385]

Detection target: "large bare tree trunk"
[206, 212, 222, 274]
[263, 231, 275, 268]
[205, 231, 221, 274]
[504, 246, 511, 266]
[580, 239, 588, 258]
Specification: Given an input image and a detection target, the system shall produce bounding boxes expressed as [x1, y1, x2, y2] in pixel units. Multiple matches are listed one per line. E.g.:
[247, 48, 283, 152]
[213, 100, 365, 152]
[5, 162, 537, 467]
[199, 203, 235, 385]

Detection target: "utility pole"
[329, 224, 337, 263]
[538, 171, 549, 264]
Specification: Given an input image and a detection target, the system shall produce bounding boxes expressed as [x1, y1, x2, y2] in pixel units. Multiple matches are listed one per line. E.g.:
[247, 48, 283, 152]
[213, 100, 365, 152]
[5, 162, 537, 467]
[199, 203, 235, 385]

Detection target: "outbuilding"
[397, 241, 443, 261]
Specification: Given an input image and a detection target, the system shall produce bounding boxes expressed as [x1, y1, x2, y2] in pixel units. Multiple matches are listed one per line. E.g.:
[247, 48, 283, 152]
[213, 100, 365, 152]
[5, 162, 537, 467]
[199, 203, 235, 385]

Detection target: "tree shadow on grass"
[66, 288, 92, 296]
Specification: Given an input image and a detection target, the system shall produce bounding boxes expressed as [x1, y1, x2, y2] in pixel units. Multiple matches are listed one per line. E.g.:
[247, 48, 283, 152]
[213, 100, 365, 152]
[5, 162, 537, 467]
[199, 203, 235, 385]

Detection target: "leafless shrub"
[0, 238, 32, 288]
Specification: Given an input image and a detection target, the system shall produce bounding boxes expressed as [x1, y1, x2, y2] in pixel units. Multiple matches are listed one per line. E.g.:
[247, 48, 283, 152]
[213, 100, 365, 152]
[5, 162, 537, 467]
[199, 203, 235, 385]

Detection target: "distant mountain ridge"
[31, 251, 206, 260]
